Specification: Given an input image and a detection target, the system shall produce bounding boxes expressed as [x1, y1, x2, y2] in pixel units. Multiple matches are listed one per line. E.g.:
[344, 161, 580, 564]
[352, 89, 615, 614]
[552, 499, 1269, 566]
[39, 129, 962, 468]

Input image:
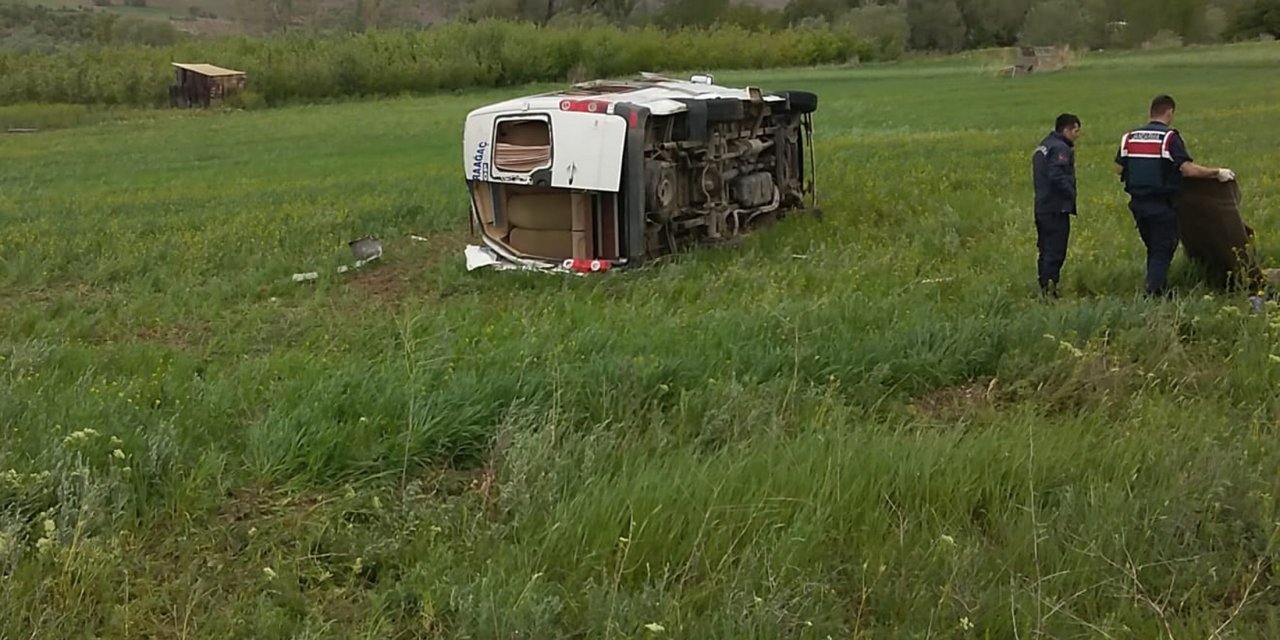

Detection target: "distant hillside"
[3, 0, 797, 38]
[4, 0, 451, 37]
[6, 0, 1266, 55]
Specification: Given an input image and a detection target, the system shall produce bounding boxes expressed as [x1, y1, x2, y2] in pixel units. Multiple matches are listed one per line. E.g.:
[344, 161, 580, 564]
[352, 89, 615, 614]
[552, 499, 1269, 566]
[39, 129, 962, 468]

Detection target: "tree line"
[0, 0, 1276, 108]
[0, 3, 181, 52]
[4, 0, 1279, 54]
[456, 0, 1276, 51]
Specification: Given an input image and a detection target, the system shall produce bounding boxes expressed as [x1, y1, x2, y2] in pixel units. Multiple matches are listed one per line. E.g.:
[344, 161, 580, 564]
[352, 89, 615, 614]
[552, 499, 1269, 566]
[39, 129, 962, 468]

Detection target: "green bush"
[0, 21, 881, 107]
[223, 88, 266, 110]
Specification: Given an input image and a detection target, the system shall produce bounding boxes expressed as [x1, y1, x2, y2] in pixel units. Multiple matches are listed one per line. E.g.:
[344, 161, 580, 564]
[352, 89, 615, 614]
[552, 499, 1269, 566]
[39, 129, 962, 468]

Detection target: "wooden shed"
[169, 63, 246, 108]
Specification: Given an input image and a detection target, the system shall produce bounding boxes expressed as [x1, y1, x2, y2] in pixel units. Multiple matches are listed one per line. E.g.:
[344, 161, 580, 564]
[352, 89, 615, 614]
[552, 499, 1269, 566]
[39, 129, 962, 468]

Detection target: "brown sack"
[1174, 177, 1265, 291]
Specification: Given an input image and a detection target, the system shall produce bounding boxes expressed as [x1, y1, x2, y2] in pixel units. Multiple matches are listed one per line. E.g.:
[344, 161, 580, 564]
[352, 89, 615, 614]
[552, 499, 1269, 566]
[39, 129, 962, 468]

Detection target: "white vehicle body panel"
[547, 112, 627, 192]
[462, 76, 786, 192]
[463, 77, 786, 119]
[465, 110, 628, 192]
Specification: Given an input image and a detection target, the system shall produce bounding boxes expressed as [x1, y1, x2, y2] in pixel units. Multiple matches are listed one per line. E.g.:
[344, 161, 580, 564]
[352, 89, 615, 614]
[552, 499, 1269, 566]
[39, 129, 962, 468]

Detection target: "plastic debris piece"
[465, 244, 502, 271]
[464, 244, 583, 276]
[349, 237, 383, 262]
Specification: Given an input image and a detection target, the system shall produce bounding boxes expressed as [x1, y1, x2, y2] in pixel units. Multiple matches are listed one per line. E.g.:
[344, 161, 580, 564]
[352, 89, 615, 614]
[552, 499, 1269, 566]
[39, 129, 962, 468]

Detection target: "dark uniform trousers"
[1128, 195, 1180, 295]
[1035, 211, 1071, 290]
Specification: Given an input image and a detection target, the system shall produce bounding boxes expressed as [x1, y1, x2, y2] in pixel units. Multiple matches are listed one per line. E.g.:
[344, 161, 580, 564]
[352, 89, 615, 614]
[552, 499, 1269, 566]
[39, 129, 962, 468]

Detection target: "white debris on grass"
[464, 244, 584, 277]
[292, 237, 384, 283]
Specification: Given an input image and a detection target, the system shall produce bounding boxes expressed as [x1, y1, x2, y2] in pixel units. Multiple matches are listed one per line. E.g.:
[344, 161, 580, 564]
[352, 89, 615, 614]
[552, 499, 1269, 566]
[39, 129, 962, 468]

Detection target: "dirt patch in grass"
[346, 260, 412, 303]
[218, 485, 336, 523]
[132, 320, 213, 349]
[217, 486, 285, 527]
[0, 283, 113, 311]
[909, 378, 1000, 423]
[336, 231, 468, 309]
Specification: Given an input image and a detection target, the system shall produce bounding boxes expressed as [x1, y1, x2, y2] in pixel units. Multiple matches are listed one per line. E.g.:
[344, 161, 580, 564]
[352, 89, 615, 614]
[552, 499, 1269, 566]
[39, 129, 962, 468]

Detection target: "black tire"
[777, 90, 818, 114]
[704, 98, 746, 123]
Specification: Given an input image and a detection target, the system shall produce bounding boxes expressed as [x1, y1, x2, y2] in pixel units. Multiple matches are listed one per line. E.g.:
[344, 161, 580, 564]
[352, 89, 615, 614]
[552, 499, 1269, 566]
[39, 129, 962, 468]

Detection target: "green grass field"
[3, 42, 1280, 638]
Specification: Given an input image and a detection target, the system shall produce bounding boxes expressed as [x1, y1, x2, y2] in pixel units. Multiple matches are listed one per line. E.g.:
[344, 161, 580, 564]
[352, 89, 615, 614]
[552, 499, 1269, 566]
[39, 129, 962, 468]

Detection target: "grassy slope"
[3, 43, 1280, 638]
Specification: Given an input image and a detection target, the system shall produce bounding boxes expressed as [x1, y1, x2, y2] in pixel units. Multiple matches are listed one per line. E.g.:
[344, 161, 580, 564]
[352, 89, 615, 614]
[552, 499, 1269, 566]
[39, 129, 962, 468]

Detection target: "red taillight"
[628, 111, 638, 128]
[560, 99, 609, 114]
[562, 258, 613, 273]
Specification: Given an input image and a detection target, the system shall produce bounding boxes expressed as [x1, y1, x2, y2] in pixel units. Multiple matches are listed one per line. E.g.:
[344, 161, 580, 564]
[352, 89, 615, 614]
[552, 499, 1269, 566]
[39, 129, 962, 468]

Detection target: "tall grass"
[2, 43, 1280, 637]
[0, 21, 874, 107]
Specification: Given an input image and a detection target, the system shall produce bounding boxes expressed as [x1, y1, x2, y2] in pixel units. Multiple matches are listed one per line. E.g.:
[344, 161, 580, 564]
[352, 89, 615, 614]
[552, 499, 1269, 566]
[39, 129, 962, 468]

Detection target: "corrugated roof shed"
[171, 63, 244, 77]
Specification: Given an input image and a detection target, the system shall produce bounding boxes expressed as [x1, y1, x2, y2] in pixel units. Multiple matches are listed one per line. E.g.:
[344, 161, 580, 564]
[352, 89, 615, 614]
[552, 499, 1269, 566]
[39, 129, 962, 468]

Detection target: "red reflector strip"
[628, 111, 638, 128]
[1124, 141, 1163, 156]
[562, 258, 612, 273]
[560, 99, 609, 114]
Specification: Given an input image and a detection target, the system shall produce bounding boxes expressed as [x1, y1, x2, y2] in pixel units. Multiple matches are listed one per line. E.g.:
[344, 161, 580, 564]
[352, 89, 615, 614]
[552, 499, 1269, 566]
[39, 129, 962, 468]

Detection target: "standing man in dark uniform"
[1032, 113, 1081, 298]
[1115, 95, 1235, 297]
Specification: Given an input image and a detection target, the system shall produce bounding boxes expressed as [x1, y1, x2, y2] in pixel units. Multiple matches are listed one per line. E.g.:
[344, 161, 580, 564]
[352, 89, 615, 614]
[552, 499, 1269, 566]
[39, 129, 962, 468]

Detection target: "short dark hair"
[1055, 113, 1081, 132]
[1150, 94, 1176, 117]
